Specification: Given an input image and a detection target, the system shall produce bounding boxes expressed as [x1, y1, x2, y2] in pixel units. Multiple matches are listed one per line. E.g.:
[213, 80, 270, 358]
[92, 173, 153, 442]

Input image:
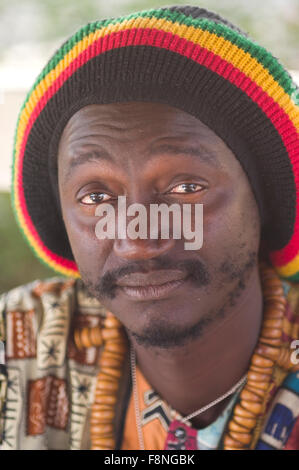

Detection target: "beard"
[127, 309, 216, 349]
[81, 250, 257, 350]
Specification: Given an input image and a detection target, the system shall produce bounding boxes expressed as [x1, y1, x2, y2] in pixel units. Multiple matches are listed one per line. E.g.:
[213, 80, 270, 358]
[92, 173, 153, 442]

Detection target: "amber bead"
[102, 328, 125, 341]
[255, 344, 280, 360]
[74, 329, 83, 350]
[96, 380, 119, 393]
[100, 367, 123, 379]
[80, 327, 93, 348]
[240, 400, 263, 415]
[90, 410, 115, 423]
[259, 337, 282, 347]
[74, 326, 103, 349]
[251, 353, 274, 368]
[92, 438, 115, 448]
[264, 308, 284, 319]
[246, 385, 266, 399]
[263, 286, 284, 297]
[234, 404, 256, 418]
[264, 299, 286, 310]
[240, 388, 263, 403]
[223, 446, 246, 450]
[233, 415, 257, 430]
[229, 431, 252, 445]
[263, 295, 286, 304]
[250, 365, 273, 375]
[93, 395, 117, 406]
[89, 327, 103, 347]
[94, 395, 116, 406]
[247, 380, 269, 391]
[105, 340, 127, 354]
[90, 423, 114, 436]
[263, 318, 283, 329]
[90, 434, 114, 441]
[264, 298, 284, 307]
[101, 349, 125, 362]
[260, 327, 282, 339]
[92, 403, 113, 412]
[99, 355, 123, 369]
[92, 445, 114, 450]
[223, 435, 245, 448]
[228, 420, 250, 433]
[96, 371, 118, 383]
[247, 371, 271, 383]
[94, 386, 117, 396]
[104, 316, 122, 329]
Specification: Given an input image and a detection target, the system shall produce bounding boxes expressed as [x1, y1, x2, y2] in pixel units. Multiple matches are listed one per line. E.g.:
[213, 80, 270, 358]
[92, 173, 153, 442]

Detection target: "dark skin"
[57, 102, 263, 429]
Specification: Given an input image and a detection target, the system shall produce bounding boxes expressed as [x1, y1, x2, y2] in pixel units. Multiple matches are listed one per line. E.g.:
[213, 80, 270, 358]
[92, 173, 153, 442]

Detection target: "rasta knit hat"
[12, 5, 299, 280]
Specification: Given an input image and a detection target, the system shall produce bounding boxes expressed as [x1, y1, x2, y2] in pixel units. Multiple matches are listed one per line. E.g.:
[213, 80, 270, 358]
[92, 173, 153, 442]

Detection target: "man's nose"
[113, 237, 175, 261]
[112, 195, 176, 260]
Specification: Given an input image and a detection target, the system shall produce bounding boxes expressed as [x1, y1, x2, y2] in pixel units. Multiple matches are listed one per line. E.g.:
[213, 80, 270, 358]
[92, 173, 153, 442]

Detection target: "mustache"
[96, 256, 210, 299]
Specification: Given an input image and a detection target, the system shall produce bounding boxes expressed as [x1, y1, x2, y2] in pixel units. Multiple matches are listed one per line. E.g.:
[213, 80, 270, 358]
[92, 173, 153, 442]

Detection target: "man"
[0, 5, 299, 450]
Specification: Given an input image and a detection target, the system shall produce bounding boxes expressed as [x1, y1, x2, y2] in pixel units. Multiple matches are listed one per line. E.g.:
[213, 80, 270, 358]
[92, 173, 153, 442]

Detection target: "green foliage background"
[1, 0, 298, 68]
[0, 193, 53, 294]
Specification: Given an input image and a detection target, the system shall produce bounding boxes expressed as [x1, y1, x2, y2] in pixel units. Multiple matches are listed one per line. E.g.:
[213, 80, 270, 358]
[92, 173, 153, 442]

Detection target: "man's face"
[57, 102, 261, 348]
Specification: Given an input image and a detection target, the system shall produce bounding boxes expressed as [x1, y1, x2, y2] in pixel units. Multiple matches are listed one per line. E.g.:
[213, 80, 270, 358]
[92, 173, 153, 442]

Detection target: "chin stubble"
[81, 250, 257, 350]
[126, 251, 257, 350]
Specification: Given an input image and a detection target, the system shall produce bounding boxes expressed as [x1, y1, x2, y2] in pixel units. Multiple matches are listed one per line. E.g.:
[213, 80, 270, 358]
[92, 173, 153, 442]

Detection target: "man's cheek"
[72, 235, 112, 274]
[63, 220, 96, 264]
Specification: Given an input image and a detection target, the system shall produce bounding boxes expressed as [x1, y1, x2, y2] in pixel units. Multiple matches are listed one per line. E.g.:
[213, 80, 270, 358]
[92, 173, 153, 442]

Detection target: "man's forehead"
[59, 101, 226, 151]
[65, 101, 194, 122]
[56, 101, 239, 185]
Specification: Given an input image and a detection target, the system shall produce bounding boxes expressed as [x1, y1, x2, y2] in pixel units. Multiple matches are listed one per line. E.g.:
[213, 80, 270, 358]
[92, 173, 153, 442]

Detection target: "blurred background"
[0, 0, 298, 293]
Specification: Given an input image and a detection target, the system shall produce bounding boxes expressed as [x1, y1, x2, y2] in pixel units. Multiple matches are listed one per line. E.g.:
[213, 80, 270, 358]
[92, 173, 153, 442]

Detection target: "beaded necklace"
[74, 263, 298, 450]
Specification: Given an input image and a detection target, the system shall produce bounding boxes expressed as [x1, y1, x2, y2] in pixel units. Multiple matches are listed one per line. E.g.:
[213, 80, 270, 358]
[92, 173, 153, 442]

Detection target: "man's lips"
[116, 269, 187, 287]
[115, 270, 188, 300]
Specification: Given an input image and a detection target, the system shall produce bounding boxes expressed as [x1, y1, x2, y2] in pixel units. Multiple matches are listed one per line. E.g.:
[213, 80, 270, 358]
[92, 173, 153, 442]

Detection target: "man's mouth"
[115, 270, 188, 301]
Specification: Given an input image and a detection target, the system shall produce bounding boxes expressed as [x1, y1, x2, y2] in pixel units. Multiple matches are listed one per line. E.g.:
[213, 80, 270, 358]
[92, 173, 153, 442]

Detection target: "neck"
[127, 265, 263, 429]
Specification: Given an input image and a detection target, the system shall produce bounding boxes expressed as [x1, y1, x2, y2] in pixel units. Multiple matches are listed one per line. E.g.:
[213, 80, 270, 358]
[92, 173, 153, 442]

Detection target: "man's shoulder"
[0, 277, 77, 343]
[0, 277, 76, 312]
[0, 277, 81, 373]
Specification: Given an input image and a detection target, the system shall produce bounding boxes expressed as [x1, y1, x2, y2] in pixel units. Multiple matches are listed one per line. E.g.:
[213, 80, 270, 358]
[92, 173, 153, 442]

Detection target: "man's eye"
[80, 192, 112, 205]
[168, 183, 204, 194]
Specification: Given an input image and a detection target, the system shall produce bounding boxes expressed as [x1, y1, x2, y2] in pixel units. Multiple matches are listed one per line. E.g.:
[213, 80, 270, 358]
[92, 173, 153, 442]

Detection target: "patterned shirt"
[0, 276, 298, 450]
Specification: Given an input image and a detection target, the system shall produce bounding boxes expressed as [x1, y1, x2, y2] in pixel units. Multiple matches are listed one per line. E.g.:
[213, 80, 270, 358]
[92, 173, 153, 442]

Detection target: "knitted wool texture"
[11, 5, 299, 280]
